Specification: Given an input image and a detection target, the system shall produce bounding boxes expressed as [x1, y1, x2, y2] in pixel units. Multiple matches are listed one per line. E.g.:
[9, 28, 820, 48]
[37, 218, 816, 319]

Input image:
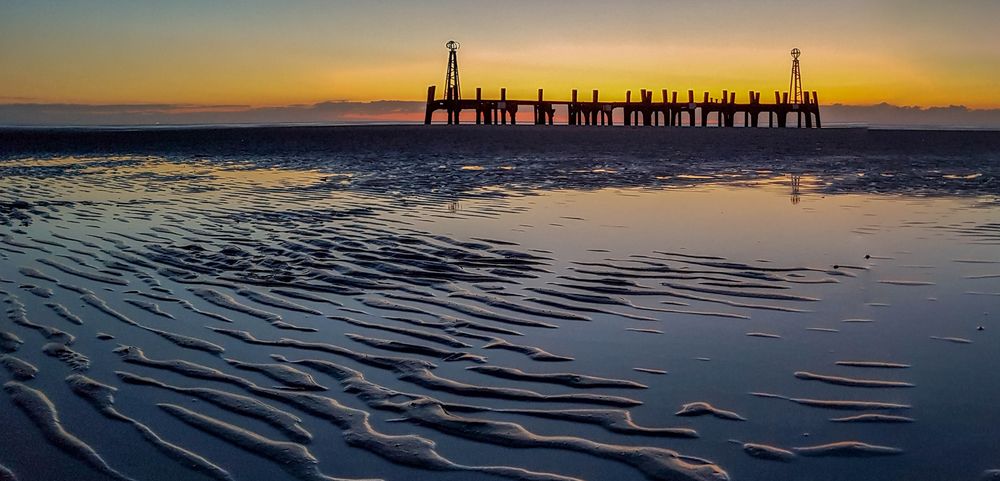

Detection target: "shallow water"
[0, 129, 998, 481]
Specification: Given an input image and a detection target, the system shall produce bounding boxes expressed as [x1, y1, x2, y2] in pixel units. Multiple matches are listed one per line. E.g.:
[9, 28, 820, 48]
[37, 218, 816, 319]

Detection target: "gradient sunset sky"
[2, 0, 998, 108]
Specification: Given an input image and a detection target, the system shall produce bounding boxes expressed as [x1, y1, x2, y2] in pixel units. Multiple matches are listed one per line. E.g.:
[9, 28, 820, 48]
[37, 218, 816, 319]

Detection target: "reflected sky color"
[0, 150, 998, 479]
[2, 0, 999, 108]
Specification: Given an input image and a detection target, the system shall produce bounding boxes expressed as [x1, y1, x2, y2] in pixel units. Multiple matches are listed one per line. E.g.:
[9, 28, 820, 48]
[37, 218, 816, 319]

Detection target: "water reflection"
[791, 174, 802, 205]
[0, 153, 997, 481]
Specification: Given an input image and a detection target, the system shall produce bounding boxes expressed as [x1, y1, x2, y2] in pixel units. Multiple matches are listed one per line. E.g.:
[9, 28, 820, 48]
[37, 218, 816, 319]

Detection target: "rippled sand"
[0, 127, 997, 481]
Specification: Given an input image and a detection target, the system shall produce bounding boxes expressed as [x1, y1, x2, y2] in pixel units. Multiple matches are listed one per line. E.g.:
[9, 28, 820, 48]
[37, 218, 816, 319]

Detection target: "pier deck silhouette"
[424, 86, 821, 128]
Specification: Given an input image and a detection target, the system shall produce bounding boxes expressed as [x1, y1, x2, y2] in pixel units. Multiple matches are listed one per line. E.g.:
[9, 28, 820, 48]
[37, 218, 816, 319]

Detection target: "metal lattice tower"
[789, 48, 803, 104]
[445, 40, 461, 101]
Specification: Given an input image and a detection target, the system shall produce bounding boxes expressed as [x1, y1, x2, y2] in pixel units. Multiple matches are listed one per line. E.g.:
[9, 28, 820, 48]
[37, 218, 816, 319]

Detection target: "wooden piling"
[536, 88, 543, 125]
[591, 89, 599, 125]
[803, 91, 813, 128]
[571, 89, 578, 125]
[500, 88, 507, 124]
[424, 85, 436, 124]
[475, 87, 482, 125]
[813, 91, 822, 128]
[624, 90, 632, 126]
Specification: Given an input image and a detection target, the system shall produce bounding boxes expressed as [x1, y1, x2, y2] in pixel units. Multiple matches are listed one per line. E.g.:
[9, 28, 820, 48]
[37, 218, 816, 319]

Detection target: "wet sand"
[0, 126, 997, 481]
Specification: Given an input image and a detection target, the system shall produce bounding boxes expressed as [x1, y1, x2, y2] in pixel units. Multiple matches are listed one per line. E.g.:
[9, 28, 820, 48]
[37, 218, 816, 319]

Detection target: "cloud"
[1, 100, 998, 129]
[821, 103, 1000, 129]
[0, 101, 427, 126]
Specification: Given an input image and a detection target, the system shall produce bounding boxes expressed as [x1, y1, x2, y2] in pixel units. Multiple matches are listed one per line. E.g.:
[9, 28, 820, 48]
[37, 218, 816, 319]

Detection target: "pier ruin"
[424, 42, 820, 128]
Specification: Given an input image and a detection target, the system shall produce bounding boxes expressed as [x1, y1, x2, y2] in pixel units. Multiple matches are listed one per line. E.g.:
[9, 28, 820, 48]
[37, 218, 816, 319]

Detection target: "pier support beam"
[701, 92, 710, 127]
[475, 87, 482, 125]
[624, 90, 632, 127]
[813, 91, 822, 128]
[803, 91, 813, 128]
[500, 88, 508, 125]
[591, 90, 599, 125]
[424, 86, 436, 124]
[670, 91, 678, 126]
[570, 89, 578, 125]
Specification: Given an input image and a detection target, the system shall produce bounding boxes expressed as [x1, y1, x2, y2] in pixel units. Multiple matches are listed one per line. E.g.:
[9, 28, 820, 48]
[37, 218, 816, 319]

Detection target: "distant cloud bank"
[1, 100, 999, 129]
[821, 103, 1000, 129]
[0, 101, 426, 126]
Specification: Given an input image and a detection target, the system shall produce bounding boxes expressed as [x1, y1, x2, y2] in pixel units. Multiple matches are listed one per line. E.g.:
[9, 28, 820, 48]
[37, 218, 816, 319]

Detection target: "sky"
[1, 0, 999, 125]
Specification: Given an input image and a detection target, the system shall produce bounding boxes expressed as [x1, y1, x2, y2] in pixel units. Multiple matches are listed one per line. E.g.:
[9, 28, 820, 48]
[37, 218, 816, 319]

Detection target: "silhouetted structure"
[789, 48, 809, 128]
[789, 48, 803, 105]
[424, 43, 821, 128]
[444, 42, 461, 100]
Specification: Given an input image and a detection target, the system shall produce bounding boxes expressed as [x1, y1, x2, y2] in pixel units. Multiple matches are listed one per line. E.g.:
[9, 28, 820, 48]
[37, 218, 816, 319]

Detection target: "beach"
[0, 126, 998, 481]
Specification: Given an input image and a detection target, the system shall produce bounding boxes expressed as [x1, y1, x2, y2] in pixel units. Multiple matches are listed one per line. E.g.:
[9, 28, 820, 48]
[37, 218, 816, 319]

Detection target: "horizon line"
[2, 100, 1000, 111]
[3, 101, 1000, 129]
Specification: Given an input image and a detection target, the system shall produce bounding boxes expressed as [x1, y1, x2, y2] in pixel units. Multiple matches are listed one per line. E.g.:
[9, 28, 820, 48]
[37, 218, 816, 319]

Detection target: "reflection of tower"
[790, 174, 801, 205]
[789, 48, 803, 105]
[445, 40, 462, 101]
